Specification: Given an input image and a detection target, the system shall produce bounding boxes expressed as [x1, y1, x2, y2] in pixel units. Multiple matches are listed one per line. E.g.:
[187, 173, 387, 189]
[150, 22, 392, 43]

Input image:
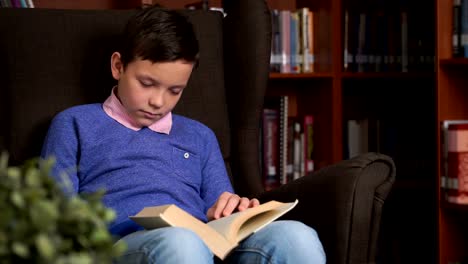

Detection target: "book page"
[235, 201, 298, 242]
[206, 200, 298, 243]
[130, 205, 235, 260]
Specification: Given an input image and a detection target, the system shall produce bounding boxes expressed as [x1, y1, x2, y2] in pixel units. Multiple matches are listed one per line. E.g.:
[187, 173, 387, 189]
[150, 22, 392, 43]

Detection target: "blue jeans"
[114, 220, 326, 264]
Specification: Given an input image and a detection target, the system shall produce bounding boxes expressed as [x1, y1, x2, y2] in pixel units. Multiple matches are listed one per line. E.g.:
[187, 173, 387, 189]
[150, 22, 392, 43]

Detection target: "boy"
[41, 6, 325, 264]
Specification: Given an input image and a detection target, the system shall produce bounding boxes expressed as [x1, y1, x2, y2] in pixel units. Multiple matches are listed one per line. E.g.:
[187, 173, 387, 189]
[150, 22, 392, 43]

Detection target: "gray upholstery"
[0, 2, 395, 263]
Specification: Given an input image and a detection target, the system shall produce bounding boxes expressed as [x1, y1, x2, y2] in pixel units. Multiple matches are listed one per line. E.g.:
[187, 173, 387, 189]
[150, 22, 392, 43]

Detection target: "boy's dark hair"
[119, 6, 199, 68]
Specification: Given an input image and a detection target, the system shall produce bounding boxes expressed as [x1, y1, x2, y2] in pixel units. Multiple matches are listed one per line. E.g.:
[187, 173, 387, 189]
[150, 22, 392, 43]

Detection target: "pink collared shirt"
[102, 87, 172, 134]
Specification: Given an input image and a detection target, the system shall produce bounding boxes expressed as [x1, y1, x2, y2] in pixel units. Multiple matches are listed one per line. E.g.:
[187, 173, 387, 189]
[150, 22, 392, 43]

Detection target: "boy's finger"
[222, 194, 241, 217]
[249, 198, 260, 208]
[213, 192, 232, 219]
[237, 197, 250, 211]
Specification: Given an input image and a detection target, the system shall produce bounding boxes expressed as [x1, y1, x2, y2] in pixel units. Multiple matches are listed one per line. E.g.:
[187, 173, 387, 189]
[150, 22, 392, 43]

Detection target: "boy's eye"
[139, 81, 152, 87]
[170, 88, 183, 95]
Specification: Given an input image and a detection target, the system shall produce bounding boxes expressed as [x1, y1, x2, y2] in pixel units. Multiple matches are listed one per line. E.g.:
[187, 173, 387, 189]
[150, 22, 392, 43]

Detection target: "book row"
[260, 96, 314, 190]
[440, 120, 468, 205]
[452, 0, 468, 58]
[0, 0, 34, 8]
[259, 102, 435, 191]
[270, 8, 316, 74]
[343, 8, 434, 73]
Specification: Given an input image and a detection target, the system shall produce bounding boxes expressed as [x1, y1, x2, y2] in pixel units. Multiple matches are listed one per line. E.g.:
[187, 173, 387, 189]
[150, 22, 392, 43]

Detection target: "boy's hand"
[206, 192, 260, 221]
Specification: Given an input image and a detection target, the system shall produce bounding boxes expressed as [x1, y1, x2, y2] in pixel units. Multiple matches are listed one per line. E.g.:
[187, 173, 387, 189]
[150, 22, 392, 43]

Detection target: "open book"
[129, 199, 298, 260]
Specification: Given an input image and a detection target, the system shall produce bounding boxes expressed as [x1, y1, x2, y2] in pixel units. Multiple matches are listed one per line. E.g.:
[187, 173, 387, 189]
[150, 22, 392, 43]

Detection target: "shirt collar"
[102, 86, 172, 134]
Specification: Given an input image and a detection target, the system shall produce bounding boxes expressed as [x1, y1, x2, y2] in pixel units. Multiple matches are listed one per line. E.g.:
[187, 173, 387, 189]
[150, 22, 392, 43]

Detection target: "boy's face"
[111, 52, 194, 127]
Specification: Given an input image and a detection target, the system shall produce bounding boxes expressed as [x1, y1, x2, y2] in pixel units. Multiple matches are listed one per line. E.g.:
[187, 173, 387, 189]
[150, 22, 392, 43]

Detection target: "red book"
[303, 115, 314, 174]
[447, 123, 468, 204]
[262, 108, 280, 191]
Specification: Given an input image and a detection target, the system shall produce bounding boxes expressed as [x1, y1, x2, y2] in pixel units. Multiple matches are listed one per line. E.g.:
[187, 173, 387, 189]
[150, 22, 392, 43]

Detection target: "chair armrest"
[256, 152, 395, 264]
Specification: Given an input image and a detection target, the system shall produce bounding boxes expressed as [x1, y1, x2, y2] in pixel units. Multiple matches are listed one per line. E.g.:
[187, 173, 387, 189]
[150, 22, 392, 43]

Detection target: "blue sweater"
[41, 104, 233, 237]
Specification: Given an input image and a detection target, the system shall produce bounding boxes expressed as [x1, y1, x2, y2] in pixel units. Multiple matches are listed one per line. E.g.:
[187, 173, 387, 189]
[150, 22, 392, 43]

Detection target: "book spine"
[357, 13, 367, 72]
[262, 108, 280, 190]
[303, 115, 314, 174]
[462, 0, 468, 57]
[286, 117, 295, 182]
[292, 121, 302, 180]
[447, 124, 468, 204]
[401, 11, 408, 72]
[280, 10, 291, 73]
[308, 10, 315, 72]
[453, 0, 463, 57]
[343, 10, 350, 71]
[290, 11, 300, 73]
[270, 10, 281, 72]
[279, 96, 289, 184]
[301, 8, 311, 72]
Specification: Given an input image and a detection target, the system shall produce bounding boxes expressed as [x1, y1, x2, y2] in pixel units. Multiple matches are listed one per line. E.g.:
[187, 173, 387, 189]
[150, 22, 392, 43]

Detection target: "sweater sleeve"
[41, 111, 80, 195]
[200, 128, 234, 212]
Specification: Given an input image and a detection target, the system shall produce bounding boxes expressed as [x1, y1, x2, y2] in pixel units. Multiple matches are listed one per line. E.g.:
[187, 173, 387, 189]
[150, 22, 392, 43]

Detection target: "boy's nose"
[149, 93, 164, 108]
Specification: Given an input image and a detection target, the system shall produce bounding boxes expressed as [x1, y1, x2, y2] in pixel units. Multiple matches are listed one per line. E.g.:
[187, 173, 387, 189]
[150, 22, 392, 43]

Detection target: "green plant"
[0, 153, 126, 263]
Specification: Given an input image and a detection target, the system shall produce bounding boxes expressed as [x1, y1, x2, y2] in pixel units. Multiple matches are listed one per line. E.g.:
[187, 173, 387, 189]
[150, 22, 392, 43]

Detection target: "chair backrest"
[0, 0, 272, 197]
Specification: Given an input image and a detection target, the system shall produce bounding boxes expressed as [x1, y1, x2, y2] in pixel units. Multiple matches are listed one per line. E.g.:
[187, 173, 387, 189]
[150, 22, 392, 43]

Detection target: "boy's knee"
[274, 220, 319, 238]
[268, 220, 326, 262]
[118, 227, 213, 263]
[272, 220, 321, 244]
[152, 227, 207, 251]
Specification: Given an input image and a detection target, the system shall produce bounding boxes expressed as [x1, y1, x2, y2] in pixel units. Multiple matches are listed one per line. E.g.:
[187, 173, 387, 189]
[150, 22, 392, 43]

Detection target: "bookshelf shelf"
[440, 201, 468, 212]
[341, 72, 435, 79]
[269, 72, 333, 79]
[440, 58, 468, 66]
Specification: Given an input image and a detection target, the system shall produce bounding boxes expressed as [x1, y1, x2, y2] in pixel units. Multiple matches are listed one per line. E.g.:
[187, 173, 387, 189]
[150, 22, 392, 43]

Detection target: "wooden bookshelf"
[268, 0, 437, 262]
[437, 0, 468, 263]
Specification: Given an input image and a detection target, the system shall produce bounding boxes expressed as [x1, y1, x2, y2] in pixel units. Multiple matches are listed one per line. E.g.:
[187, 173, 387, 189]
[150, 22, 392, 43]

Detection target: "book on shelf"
[346, 118, 383, 159]
[280, 10, 291, 73]
[290, 11, 301, 73]
[462, 0, 468, 57]
[300, 7, 314, 73]
[343, 4, 434, 73]
[261, 96, 289, 188]
[347, 119, 369, 158]
[261, 107, 280, 190]
[400, 11, 408, 72]
[292, 120, 302, 180]
[441, 120, 468, 205]
[279, 96, 289, 184]
[269, 8, 316, 74]
[0, 0, 33, 8]
[130, 199, 299, 260]
[289, 116, 313, 180]
[453, 0, 463, 57]
[303, 115, 314, 174]
[270, 9, 281, 72]
[260, 97, 315, 185]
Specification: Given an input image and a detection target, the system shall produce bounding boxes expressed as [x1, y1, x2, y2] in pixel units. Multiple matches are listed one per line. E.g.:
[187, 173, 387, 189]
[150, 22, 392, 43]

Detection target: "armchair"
[0, 1, 395, 263]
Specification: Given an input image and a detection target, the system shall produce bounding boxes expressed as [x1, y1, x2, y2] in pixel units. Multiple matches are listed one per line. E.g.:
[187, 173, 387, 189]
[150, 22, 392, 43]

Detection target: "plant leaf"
[10, 191, 25, 208]
[12, 241, 29, 258]
[36, 233, 55, 260]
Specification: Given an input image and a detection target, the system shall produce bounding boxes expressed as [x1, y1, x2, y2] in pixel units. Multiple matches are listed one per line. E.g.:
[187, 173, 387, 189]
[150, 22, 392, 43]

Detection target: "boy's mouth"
[141, 110, 159, 118]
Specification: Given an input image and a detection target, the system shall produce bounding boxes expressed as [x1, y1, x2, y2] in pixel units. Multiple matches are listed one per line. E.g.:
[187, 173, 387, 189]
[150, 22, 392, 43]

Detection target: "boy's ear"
[111, 52, 123, 80]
